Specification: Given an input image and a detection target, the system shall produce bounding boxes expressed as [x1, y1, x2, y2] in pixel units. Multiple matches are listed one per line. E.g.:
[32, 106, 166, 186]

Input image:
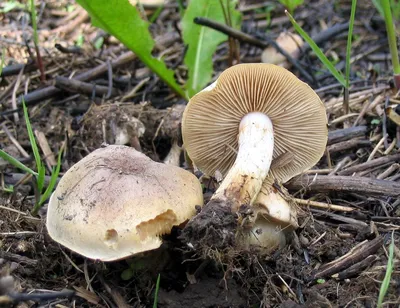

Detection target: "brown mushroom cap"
[46, 145, 203, 261]
[182, 63, 328, 184]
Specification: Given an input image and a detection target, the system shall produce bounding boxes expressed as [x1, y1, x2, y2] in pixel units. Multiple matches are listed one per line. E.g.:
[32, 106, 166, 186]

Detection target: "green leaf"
[286, 11, 346, 87]
[0, 1, 25, 13]
[75, 34, 84, 47]
[75, 0, 186, 99]
[182, 0, 241, 97]
[3, 185, 14, 193]
[94, 36, 104, 50]
[0, 150, 37, 176]
[371, 118, 381, 125]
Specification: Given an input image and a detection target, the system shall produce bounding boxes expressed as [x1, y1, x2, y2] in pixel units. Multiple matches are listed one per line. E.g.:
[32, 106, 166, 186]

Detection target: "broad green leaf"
[182, 0, 241, 97]
[75, 0, 186, 99]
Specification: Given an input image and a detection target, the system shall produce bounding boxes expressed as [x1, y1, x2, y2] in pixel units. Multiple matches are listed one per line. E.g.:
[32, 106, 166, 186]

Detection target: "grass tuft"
[0, 98, 62, 215]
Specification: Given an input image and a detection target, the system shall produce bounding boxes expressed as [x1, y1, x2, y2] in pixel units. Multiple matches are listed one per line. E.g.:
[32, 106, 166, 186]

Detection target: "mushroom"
[46, 145, 203, 261]
[181, 63, 327, 251]
[112, 115, 145, 152]
[261, 32, 304, 68]
[129, 0, 165, 8]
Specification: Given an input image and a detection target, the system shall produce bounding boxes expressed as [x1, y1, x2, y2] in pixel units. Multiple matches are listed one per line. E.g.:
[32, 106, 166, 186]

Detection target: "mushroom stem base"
[180, 199, 238, 253]
[180, 197, 285, 259]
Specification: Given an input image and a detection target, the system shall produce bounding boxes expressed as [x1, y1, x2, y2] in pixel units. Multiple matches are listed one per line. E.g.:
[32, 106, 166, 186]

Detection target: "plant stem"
[382, 0, 400, 89]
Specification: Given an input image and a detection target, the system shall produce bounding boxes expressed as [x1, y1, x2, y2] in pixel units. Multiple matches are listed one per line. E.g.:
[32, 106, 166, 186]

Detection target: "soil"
[1, 0, 400, 307]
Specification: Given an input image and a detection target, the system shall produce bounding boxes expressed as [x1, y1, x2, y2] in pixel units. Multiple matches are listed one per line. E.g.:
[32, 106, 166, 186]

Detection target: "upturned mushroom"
[181, 63, 327, 251]
[46, 145, 203, 261]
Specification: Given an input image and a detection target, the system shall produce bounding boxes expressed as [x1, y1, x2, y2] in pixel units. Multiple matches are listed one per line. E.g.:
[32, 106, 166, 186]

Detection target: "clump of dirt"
[180, 200, 238, 252]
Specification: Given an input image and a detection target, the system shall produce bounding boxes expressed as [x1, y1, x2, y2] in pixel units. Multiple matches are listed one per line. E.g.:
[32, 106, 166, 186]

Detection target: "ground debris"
[1, 0, 400, 307]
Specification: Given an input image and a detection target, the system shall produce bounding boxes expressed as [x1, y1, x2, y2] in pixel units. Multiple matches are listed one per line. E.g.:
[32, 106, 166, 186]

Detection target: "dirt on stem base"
[180, 199, 238, 252]
[180, 198, 262, 262]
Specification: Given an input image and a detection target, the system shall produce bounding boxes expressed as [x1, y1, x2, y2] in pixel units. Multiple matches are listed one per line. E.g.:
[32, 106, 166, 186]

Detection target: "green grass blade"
[345, 0, 357, 88]
[149, 5, 164, 23]
[37, 165, 45, 193]
[0, 150, 37, 176]
[372, 0, 384, 18]
[176, 0, 185, 17]
[3, 185, 14, 193]
[285, 10, 346, 87]
[39, 148, 63, 206]
[22, 98, 42, 170]
[152, 274, 161, 308]
[377, 232, 395, 307]
[0, 49, 5, 75]
[382, 0, 400, 74]
[29, 0, 39, 46]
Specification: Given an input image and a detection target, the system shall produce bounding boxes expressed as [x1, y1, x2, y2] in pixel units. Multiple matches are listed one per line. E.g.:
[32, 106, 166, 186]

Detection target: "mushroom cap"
[46, 145, 203, 261]
[261, 32, 304, 67]
[129, 0, 165, 8]
[182, 63, 328, 184]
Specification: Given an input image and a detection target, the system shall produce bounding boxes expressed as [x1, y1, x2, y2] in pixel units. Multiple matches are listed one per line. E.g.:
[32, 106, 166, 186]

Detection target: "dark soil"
[1, 0, 400, 307]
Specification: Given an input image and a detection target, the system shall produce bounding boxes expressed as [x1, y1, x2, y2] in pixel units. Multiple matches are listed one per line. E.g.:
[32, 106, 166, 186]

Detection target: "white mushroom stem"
[211, 112, 274, 211]
[163, 140, 182, 166]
